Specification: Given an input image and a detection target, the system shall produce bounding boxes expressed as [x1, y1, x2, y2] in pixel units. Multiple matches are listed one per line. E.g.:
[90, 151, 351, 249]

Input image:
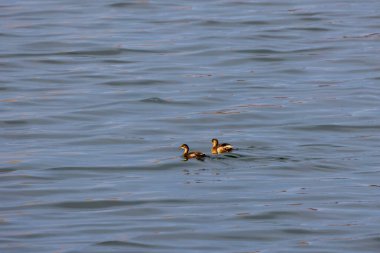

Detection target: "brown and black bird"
[179, 144, 206, 160]
[211, 138, 233, 154]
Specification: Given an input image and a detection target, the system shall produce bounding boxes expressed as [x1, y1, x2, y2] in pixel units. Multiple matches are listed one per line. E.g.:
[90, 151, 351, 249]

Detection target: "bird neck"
[182, 147, 189, 155]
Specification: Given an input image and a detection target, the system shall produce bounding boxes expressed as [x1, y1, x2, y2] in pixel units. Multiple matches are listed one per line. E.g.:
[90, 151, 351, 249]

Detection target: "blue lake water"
[1, 1, 380, 252]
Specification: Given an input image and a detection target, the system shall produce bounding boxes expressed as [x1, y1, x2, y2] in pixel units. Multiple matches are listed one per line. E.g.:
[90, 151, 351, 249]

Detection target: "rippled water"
[1, 1, 380, 252]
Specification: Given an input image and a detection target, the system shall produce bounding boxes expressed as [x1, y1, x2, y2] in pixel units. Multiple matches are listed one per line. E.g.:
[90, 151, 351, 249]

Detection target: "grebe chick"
[179, 144, 206, 160]
[211, 138, 233, 154]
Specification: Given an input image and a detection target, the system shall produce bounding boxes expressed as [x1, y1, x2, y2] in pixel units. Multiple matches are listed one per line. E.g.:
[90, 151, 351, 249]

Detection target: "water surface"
[1, 1, 380, 252]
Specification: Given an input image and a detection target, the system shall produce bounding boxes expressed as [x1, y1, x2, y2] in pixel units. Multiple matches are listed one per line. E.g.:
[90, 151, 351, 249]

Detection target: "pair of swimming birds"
[180, 138, 233, 160]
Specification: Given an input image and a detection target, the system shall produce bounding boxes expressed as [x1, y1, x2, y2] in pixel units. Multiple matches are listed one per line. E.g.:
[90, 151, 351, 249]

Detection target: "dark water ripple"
[1, 0, 380, 253]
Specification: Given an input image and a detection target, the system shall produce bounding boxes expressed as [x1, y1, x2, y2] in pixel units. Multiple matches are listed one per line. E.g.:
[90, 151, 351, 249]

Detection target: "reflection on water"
[1, 0, 380, 252]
